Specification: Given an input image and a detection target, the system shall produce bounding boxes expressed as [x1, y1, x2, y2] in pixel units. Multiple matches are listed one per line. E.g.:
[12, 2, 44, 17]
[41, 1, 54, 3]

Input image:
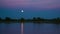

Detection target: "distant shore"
[0, 17, 60, 24]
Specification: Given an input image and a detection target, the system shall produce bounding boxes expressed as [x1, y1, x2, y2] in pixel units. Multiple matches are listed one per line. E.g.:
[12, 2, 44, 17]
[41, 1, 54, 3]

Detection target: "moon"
[21, 10, 24, 13]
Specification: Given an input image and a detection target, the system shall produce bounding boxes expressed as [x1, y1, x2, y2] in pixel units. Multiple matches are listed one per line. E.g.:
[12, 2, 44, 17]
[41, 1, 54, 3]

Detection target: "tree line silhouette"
[0, 17, 60, 24]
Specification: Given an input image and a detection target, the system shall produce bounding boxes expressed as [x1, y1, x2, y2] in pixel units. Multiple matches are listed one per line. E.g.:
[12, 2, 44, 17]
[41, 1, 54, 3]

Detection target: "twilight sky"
[0, 0, 60, 9]
[0, 0, 60, 19]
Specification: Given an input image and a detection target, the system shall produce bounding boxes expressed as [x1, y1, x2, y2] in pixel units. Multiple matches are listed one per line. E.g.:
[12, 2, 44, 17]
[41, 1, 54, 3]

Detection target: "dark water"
[0, 22, 60, 34]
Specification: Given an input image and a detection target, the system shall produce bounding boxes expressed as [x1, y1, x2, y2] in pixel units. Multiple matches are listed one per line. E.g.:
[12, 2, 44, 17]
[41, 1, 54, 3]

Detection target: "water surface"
[0, 22, 60, 34]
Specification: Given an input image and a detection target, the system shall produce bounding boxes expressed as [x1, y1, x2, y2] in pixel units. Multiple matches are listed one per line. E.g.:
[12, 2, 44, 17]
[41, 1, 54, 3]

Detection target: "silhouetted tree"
[37, 17, 41, 20]
[33, 17, 36, 20]
[57, 17, 60, 20]
[56, 17, 60, 22]
[20, 17, 25, 22]
[5, 17, 11, 21]
[21, 18, 24, 20]
[4, 17, 11, 23]
[0, 17, 1, 20]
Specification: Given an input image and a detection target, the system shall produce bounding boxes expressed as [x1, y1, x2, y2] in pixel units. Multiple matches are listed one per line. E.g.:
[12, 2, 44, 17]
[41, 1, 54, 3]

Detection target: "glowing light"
[21, 23, 23, 34]
[21, 10, 24, 13]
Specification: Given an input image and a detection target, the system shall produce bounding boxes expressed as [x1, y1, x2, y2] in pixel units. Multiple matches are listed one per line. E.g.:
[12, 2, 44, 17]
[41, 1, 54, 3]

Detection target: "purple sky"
[0, 0, 60, 9]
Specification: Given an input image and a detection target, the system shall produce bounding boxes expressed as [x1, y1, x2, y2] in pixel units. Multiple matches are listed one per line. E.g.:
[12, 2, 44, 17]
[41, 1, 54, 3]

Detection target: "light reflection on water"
[0, 22, 60, 34]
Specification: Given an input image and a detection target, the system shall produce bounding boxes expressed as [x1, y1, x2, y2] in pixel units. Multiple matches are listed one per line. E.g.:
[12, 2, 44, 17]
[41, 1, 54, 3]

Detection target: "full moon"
[21, 10, 24, 13]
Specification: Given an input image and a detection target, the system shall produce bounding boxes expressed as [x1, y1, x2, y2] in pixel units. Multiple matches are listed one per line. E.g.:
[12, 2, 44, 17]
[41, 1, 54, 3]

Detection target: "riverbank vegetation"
[0, 17, 60, 24]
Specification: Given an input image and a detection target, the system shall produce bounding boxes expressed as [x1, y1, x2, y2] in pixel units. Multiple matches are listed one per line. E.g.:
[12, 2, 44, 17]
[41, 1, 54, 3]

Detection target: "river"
[0, 22, 60, 34]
